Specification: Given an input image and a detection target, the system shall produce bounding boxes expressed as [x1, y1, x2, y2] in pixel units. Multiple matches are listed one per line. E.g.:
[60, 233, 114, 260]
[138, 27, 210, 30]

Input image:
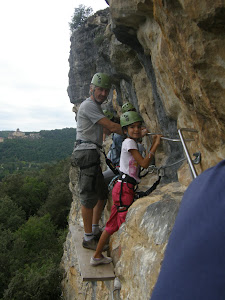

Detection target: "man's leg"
[73, 149, 103, 249]
[92, 199, 107, 239]
[81, 205, 93, 234]
[82, 202, 109, 251]
[91, 167, 109, 237]
[82, 204, 98, 250]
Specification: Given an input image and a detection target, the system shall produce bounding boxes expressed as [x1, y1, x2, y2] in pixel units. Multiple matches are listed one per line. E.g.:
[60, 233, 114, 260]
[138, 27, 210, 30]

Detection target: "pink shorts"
[105, 181, 134, 235]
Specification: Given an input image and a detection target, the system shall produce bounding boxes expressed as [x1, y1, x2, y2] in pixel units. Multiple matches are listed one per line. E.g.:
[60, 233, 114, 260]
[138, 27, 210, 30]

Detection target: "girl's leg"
[93, 230, 111, 258]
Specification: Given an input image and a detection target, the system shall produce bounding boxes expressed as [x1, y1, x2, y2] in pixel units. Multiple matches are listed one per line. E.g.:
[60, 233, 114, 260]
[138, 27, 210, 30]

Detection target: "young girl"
[90, 111, 162, 266]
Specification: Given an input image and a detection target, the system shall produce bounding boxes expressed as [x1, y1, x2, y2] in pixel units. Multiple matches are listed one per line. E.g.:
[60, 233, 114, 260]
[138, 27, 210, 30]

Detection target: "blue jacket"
[151, 160, 225, 300]
[108, 133, 124, 166]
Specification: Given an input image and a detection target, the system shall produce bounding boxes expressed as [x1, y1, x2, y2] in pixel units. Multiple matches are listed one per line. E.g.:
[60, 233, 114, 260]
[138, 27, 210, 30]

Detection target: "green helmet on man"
[91, 73, 111, 90]
[121, 102, 136, 113]
[120, 111, 143, 128]
[103, 110, 114, 120]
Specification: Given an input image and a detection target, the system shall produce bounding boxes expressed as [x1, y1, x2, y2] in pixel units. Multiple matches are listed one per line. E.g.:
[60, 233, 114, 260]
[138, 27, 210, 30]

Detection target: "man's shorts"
[105, 181, 134, 235]
[71, 149, 108, 208]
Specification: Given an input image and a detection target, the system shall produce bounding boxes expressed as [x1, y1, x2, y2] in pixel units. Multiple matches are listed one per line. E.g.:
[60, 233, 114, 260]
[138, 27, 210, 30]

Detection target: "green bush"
[3, 260, 62, 300]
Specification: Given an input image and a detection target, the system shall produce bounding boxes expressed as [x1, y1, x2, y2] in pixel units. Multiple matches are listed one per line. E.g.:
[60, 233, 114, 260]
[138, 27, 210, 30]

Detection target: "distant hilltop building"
[8, 128, 25, 139]
[0, 137, 4, 143]
[12, 128, 26, 138]
[8, 129, 40, 140]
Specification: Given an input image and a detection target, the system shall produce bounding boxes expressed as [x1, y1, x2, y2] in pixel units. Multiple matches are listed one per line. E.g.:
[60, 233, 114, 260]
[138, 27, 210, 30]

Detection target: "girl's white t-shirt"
[119, 138, 141, 183]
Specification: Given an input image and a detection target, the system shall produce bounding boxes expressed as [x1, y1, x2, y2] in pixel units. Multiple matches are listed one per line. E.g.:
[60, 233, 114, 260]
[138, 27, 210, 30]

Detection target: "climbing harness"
[140, 157, 187, 178]
[108, 174, 120, 191]
[115, 173, 137, 212]
[75, 139, 103, 149]
[134, 157, 187, 199]
[101, 149, 120, 175]
[134, 176, 161, 199]
[75, 139, 119, 175]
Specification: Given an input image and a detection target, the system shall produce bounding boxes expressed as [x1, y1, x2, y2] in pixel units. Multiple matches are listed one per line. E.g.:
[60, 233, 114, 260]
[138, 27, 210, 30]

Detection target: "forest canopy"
[0, 158, 72, 299]
[0, 128, 76, 298]
[0, 128, 76, 180]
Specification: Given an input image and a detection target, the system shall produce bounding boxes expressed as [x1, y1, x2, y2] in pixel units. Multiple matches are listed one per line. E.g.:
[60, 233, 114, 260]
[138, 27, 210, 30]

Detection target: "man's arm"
[97, 117, 123, 135]
[103, 127, 111, 137]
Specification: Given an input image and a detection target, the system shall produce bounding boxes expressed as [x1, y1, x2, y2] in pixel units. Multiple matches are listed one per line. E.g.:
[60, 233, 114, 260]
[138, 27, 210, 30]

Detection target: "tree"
[20, 176, 48, 216]
[3, 260, 62, 300]
[0, 174, 48, 218]
[3, 215, 63, 299]
[0, 196, 26, 231]
[69, 5, 93, 32]
[38, 158, 72, 228]
[14, 214, 59, 258]
[0, 228, 15, 297]
[39, 181, 72, 228]
[0, 158, 71, 298]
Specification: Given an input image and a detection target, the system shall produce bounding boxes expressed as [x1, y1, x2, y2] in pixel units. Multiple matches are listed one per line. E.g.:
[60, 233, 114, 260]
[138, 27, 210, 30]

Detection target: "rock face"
[62, 1, 225, 299]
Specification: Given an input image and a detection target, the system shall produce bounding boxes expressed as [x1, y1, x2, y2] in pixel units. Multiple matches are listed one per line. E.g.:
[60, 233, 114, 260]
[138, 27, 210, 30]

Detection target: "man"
[151, 159, 225, 300]
[72, 73, 123, 250]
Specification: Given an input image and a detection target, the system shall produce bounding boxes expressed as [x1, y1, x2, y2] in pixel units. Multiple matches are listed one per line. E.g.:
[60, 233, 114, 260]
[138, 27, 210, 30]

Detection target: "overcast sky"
[0, 0, 108, 132]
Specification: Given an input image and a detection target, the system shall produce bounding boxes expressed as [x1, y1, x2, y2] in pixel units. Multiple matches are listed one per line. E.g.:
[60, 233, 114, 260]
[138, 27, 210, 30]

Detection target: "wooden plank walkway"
[70, 224, 115, 281]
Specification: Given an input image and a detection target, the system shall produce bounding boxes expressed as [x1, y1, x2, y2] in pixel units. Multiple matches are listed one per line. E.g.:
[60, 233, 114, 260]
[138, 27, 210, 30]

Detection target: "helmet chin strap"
[124, 129, 131, 139]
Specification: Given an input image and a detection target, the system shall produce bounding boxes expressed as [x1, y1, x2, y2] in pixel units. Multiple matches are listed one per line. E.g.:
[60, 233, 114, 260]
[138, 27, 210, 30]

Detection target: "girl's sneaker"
[90, 255, 112, 266]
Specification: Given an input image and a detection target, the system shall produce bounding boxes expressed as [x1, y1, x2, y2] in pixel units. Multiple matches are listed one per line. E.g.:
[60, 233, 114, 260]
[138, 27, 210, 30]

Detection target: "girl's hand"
[152, 134, 163, 146]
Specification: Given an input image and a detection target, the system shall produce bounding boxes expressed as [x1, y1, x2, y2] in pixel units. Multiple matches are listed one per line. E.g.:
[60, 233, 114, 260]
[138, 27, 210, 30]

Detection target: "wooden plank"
[70, 224, 115, 281]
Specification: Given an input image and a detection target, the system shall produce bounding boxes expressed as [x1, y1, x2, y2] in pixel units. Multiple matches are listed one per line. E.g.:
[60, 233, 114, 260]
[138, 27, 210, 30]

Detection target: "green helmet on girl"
[120, 111, 143, 128]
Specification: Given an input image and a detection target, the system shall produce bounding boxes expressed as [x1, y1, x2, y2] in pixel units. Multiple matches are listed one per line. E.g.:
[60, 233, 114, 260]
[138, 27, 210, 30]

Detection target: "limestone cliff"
[62, 1, 225, 299]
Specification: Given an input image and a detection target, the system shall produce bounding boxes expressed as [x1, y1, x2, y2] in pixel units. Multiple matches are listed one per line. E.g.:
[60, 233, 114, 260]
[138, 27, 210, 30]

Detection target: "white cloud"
[0, 0, 108, 132]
